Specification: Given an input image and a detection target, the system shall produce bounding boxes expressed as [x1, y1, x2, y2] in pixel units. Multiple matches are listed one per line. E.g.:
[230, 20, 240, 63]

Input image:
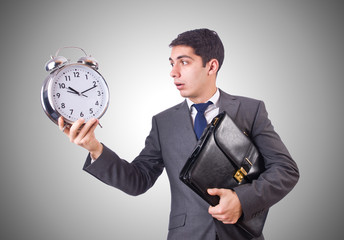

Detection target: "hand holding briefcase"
[179, 111, 267, 238]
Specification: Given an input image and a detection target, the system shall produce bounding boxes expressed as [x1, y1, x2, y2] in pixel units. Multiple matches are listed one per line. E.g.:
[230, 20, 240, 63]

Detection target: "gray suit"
[83, 89, 299, 240]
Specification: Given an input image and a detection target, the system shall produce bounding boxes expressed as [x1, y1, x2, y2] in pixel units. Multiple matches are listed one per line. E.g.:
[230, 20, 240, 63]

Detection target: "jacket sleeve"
[233, 101, 299, 221]
[83, 116, 165, 196]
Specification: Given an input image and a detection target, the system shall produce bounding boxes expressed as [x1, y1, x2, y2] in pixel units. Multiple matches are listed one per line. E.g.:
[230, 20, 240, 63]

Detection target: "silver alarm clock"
[41, 47, 110, 127]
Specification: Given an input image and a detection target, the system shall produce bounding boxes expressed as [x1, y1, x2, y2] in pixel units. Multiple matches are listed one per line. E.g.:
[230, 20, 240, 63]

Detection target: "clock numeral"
[56, 93, 61, 98]
[85, 74, 88, 80]
[93, 81, 97, 87]
[80, 112, 84, 117]
[95, 101, 99, 105]
[89, 108, 93, 114]
[65, 76, 71, 81]
[61, 103, 66, 108]
[59, 83, 66, 89]
[97, 91, 101, 96]
[69, 109, 74, 115]
[73, 72, 80, 78]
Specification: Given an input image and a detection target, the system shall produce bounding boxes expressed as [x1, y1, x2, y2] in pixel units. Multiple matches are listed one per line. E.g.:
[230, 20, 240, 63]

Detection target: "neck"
[189, 86, 217, 104]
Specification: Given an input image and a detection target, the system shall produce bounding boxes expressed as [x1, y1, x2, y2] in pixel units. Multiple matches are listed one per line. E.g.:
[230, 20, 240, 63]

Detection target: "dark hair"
[169, 28, 225, 71]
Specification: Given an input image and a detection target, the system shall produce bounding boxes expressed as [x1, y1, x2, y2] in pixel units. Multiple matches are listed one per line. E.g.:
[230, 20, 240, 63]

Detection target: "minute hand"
[81, 85, 97, 94]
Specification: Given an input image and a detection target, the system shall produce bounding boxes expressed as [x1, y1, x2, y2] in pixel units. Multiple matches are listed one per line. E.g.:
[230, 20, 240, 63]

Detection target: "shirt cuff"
[90, 156, 96, 164]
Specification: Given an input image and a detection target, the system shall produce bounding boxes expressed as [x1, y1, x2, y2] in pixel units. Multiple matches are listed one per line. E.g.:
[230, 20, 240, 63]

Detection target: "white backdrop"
[0, 0, 343, 239]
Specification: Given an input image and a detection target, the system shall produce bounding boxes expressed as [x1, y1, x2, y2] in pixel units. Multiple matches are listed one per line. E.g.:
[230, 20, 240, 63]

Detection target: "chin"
[178, 89, 190, 98]
[179, 92, 190, 99]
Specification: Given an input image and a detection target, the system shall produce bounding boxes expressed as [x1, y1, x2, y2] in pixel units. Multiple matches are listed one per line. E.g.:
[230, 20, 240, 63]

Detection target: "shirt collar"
[186, 88, 220, 110]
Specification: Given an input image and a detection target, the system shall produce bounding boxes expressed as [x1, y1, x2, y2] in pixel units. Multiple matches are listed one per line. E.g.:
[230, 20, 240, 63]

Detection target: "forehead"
[169, 45, 198, 61]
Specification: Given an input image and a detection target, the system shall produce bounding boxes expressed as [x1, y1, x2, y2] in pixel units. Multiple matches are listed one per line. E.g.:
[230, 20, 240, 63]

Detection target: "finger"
[208, 204, 221, 215]
[88, 118, 99, 133]
[208, 188, 223, 196]
[208, 205, 215, 215]
[58, 116, 65, 130]
[74, 118, 98, 142]
[58, 116, 71, 135]
[69, 118, 85, 141]
[208, 205, 232, 222]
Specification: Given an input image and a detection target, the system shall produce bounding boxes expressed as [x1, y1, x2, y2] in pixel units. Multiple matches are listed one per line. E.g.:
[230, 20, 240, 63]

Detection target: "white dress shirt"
[186, 88, 220, 126]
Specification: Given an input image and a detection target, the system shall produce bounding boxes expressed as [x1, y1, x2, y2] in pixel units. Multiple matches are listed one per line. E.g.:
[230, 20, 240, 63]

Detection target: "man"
[58, 29, 299, 239]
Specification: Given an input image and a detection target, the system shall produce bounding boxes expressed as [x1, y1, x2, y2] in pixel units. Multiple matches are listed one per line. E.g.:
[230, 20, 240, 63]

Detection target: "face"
[169, 45, 217, 103]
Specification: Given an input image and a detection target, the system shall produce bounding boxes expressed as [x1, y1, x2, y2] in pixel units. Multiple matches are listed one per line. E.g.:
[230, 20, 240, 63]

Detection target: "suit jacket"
[83, 89, 299, 240]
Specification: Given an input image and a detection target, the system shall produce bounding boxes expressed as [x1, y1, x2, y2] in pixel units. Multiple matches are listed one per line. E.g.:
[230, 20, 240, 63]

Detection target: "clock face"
[49, 64, 109, 123]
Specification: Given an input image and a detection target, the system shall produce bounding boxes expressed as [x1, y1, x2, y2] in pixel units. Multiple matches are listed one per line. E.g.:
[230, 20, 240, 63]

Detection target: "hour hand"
[67, 87, 80, 94]
[67, 87, 88, 97]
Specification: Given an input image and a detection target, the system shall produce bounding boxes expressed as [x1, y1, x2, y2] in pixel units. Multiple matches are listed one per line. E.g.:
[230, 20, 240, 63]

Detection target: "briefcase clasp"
[234, 167, 247, 183]
[213, 117, 220, 126]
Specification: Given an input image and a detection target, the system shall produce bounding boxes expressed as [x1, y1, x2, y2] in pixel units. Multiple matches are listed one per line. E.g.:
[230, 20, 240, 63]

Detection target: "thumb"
[208, 188, 224, 196]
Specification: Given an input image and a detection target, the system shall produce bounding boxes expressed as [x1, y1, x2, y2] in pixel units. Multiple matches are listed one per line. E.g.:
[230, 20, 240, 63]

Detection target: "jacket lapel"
[218, 89, 240, 120]
[173, 100, 198, 149]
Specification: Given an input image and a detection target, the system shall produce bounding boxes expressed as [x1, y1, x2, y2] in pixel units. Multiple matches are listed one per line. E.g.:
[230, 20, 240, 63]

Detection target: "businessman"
[58, 28, 299, 239]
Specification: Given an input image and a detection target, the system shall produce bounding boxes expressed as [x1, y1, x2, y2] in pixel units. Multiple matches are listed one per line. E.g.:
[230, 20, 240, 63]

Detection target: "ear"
[207, 59, 219, 76]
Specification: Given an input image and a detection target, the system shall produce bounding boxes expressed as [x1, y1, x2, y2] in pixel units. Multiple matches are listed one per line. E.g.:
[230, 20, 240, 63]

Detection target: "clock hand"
[67, 87, 88, 97]
[81, 85, 97, 94]
[67, 90, 79, 95]
[67, 90, 89, 98]
[68, 87, 80, 94]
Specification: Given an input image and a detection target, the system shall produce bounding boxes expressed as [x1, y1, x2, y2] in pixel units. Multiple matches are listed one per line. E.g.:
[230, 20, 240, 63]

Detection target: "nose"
[170, 65, 181, 79]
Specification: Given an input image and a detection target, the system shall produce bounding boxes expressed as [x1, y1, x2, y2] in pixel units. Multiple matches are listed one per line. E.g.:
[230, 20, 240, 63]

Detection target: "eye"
[181, 60, 188, 65]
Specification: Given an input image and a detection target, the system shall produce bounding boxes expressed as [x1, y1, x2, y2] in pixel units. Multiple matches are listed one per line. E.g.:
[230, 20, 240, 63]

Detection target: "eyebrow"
[169, 55, 194, 61]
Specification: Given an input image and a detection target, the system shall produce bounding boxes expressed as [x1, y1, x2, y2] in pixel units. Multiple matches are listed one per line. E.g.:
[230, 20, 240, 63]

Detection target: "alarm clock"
[41, 47, 110, 127]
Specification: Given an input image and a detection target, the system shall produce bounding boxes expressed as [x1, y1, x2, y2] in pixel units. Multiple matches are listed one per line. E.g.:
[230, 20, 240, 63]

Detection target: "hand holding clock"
[58, 116, 103, 160]
[41, 48, 109, 159]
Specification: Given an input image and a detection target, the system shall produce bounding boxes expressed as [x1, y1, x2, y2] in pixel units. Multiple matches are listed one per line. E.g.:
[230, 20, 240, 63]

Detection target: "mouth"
[175, 82, 185, 90]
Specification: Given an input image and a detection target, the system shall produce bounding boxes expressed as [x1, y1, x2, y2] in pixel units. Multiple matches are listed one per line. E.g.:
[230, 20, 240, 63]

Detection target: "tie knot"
[193, 101, 213, 114]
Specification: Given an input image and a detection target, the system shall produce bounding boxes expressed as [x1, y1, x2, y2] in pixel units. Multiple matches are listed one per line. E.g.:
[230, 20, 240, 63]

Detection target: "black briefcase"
[180, 111, 267, 238]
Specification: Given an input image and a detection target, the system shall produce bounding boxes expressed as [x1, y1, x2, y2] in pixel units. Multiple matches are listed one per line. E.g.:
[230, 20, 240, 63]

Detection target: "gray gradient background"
[0, 0, 343, 239]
